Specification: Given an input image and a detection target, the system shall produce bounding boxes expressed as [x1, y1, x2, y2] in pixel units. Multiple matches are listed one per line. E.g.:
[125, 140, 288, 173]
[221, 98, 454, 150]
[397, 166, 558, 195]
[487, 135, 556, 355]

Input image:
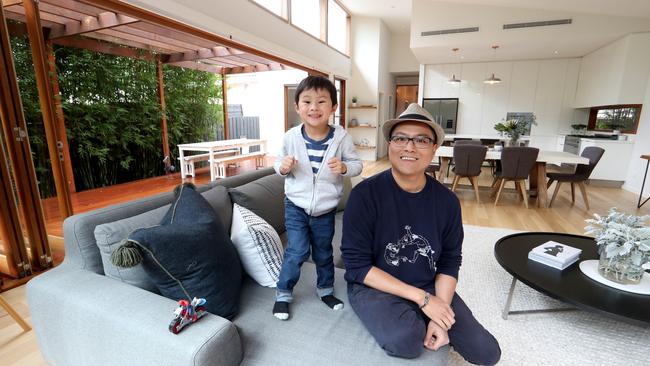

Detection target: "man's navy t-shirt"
[341, 170, 463, 289]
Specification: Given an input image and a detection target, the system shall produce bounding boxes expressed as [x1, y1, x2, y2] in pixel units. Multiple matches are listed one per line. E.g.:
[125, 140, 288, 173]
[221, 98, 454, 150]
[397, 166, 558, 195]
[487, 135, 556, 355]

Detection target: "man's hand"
[423, 320, 449, 351]
[421, 294, 455, 330]
[280, 155, 297, 175]
[327, 157, 347, 175]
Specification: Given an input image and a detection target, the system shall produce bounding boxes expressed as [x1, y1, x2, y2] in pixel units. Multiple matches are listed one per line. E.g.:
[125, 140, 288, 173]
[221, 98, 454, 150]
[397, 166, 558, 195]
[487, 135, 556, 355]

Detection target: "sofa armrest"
[27, 264, 242, 366]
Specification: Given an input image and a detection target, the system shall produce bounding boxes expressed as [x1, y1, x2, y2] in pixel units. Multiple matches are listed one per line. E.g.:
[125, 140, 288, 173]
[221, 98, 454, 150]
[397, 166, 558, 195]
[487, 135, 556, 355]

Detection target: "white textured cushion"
[230, 203, 284, 287]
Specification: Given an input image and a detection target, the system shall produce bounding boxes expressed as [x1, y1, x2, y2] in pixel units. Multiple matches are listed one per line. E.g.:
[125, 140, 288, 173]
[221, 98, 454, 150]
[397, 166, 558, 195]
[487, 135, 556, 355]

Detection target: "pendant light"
[484, 45, 502, 85]
[448, 48, 461, 84]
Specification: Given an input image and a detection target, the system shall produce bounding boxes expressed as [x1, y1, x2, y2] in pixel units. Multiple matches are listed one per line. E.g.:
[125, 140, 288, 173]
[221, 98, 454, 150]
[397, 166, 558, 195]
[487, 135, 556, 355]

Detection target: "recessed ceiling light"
[554, 50, 559, 54]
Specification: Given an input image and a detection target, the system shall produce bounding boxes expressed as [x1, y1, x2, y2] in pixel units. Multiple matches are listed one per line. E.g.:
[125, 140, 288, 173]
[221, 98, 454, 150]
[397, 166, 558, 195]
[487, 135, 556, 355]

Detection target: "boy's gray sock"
[273, 301, 290, 320]
[321, 295, 344, 310]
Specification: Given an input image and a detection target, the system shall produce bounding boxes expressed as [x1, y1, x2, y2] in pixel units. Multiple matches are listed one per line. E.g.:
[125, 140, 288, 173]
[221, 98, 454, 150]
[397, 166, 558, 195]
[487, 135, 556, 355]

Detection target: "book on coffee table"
[528, 241, 582, 270]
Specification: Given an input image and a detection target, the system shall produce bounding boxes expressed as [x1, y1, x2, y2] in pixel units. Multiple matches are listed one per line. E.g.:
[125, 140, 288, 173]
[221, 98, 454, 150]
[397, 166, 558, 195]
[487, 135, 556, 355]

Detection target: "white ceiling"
[338, 0, 650, 64]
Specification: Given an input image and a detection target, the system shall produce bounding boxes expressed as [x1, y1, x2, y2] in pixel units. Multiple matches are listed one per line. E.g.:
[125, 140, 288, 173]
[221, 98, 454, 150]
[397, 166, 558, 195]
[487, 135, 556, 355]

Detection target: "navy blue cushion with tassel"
[113, 183, 242, 320]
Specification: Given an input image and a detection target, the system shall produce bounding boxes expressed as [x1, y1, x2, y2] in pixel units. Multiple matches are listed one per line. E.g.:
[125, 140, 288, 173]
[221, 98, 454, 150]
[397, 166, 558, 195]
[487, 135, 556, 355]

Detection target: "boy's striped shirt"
[302, 126, 334, 174]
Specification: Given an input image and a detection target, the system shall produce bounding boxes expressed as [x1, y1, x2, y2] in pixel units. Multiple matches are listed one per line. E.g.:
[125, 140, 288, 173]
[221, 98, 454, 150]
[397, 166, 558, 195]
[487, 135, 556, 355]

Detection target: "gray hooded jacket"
[274, 124, 362, 216]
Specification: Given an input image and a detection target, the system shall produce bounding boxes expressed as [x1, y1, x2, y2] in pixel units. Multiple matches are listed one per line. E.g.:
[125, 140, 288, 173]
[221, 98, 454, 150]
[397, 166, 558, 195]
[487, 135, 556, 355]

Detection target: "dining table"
[177, 138, 267, 181]
[434, 146, 590, 208]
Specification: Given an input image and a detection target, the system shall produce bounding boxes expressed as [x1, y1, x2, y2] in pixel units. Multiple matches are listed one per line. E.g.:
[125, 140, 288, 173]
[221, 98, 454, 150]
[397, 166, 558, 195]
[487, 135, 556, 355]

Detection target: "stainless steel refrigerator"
[421, 98, 458, 134]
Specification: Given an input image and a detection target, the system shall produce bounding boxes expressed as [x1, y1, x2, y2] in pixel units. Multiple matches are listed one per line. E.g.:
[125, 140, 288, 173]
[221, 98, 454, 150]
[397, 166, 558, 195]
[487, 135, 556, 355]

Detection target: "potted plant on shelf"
[493, 114, 537, 147]
[351, 96, 358, 107]
[585, 208, 650, 285]
[570, 123, 587, 135]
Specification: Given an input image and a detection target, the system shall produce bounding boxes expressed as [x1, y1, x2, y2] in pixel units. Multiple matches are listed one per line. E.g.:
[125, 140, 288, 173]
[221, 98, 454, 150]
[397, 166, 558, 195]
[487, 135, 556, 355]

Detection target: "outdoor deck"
[41, 157, 275, 239]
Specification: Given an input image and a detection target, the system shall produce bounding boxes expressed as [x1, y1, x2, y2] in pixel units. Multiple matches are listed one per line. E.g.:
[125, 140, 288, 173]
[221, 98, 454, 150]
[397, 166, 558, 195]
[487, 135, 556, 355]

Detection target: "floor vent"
[503, 19, 572, 29]
[421, 27, 479, 36]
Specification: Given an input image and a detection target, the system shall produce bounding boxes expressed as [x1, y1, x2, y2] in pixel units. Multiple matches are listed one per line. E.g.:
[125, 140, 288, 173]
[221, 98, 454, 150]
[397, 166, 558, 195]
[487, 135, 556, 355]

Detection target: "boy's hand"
[280, 155, 297, 175]
[327, 157, 347, 175]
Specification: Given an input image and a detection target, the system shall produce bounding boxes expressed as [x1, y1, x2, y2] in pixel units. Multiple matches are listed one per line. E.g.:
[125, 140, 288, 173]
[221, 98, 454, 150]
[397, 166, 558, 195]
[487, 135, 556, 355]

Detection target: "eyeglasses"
[389, 135, 435, 149]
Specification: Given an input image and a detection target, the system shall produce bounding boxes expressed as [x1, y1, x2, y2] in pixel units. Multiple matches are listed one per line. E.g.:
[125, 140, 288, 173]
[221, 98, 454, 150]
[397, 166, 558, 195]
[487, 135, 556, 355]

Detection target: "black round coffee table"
[494, 232, 650, 326]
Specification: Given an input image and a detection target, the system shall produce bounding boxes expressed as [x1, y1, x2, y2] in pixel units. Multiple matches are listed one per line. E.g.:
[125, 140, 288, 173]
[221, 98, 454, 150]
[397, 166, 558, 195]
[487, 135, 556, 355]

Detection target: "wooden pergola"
[2, 0, 323, 213]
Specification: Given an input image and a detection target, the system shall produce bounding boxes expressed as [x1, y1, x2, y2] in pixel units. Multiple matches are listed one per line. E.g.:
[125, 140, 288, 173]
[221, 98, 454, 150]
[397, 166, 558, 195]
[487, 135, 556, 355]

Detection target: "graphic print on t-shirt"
[384, 225, 435, 270]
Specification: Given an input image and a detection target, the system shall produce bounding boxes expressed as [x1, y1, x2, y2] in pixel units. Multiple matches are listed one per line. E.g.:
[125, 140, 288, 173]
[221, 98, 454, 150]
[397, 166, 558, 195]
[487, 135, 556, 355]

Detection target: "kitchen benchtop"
[579, 138, 634, 144]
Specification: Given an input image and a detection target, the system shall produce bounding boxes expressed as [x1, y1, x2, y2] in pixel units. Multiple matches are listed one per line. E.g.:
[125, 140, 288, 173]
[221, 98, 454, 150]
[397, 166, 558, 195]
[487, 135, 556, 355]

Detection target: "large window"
[588, 105, 642, 133]
[291, 0, 321, 38]
[251, 0, 287, 19]
[327, 0, 348, 54]
[250, 0, 349, 55]
[334, 77, 346, 126]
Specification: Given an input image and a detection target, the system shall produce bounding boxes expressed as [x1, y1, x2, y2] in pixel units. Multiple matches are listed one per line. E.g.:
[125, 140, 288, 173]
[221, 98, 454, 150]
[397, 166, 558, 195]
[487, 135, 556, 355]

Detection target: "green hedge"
[11, 34, 222, 197]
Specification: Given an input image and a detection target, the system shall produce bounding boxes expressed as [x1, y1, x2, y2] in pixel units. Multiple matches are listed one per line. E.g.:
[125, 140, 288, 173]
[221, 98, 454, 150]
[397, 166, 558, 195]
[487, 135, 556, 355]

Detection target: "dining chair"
[447, 140, 482, 177]
[491, 147, 539, 208]
[451, 145, 487, 202]
[546, 146, 605, 210]
[426, 159, 440, 180]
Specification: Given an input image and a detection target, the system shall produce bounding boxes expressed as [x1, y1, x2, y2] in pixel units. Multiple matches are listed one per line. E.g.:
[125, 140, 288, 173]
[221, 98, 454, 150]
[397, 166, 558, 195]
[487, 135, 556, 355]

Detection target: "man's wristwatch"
[420, 291, 430, 309]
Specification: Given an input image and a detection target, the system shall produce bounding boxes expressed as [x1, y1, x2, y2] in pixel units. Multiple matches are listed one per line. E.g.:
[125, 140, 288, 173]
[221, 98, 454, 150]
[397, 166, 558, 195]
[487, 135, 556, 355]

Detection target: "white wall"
[389, 34, 419, 73]
[349, 17, 379, 106]
[623, 73, 650, 198]
[226, 69, 307, 155]
[348, 17, 381, 161]
[575, 33, 650, 107]
[126, 0, 351, 78]
[423, 58, 584, 150]
[377, 21, 392, 158]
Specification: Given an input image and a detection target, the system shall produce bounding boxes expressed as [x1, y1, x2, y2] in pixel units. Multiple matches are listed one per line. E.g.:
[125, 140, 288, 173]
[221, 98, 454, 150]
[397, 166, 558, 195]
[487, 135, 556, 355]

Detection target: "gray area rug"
[449, 225, 650, 366]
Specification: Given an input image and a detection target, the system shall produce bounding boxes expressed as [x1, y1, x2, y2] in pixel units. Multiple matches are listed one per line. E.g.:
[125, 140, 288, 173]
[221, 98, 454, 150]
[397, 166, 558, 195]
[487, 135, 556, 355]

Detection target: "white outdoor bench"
[178, 149, 239, 177]
[212, 151, 267, 179]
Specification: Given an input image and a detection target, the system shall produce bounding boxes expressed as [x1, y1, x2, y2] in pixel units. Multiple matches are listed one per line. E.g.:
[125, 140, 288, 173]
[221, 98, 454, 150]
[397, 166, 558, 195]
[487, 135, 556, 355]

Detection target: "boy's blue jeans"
[276, 198, 336, 302]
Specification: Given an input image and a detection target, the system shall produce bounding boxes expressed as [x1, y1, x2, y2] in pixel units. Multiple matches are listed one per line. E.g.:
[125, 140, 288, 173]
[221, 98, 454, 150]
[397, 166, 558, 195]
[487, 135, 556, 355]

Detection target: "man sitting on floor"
[341, 103, 501, 365]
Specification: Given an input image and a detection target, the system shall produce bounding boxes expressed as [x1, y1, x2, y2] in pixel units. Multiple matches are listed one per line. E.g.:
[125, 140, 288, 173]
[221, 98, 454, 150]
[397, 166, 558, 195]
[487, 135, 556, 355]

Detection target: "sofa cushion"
[231, 204, 283, 287]
[94, 205, 168, 293]
[95, 186, 233, 291]
[202, 185, 233, 235]
[122, 184, 242, 319]
[229, 174, 285, 234]
[234, 263, 449, 365]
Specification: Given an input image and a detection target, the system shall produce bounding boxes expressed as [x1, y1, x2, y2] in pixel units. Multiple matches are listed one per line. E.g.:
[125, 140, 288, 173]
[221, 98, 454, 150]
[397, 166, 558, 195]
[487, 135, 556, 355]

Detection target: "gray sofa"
[27, 167, 448, 365]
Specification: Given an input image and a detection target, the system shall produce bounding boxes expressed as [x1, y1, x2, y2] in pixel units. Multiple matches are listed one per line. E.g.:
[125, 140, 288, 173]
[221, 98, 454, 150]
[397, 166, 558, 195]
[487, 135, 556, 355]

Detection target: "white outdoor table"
[177, 138, 267, 181]
[435, 146, 589, 208]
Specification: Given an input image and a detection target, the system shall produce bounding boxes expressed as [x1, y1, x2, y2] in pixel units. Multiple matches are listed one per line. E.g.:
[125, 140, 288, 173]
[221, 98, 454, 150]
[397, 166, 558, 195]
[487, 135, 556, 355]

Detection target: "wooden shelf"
[354, 145, 376, 150]
[349, 105, 377, 109]
[348, 124, 376, 128]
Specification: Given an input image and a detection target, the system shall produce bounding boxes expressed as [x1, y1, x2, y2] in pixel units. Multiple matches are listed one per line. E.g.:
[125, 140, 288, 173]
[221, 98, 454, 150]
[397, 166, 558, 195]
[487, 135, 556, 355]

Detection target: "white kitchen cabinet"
[556, 135, 565, 152]
[508, 61, 538, 112]
[533, 60, 567, 135]
[579, 139, 634, 182]
[528, 135, 560, 151]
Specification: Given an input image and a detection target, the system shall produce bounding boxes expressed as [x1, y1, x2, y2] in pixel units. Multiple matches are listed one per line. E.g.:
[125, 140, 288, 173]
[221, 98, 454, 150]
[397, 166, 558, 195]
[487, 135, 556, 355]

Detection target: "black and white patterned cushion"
[230, 203, 284, 287]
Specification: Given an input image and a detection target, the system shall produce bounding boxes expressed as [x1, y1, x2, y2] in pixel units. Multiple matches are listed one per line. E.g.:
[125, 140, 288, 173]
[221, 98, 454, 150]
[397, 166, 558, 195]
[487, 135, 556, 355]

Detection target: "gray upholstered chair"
[546, 146, 604, 210]
[447, 140, 482, 177]
[491, 147, 539, 208]
[426, 161, 440, 180]
[451, 145, 487, 202]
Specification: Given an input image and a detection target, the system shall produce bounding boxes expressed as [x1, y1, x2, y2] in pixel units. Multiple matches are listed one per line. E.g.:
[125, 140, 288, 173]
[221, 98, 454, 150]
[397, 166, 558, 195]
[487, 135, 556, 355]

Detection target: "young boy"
[272, 75, 362, 320]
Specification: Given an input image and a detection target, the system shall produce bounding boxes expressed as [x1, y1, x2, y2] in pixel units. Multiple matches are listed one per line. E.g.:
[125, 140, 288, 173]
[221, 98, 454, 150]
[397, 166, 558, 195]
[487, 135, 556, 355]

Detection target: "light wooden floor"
[1, 157, 648, 365]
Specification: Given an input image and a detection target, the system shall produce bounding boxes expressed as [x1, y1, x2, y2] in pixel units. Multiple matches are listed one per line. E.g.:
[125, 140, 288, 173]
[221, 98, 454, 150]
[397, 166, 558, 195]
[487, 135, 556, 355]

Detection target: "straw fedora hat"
[382, 103, 445, 146]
